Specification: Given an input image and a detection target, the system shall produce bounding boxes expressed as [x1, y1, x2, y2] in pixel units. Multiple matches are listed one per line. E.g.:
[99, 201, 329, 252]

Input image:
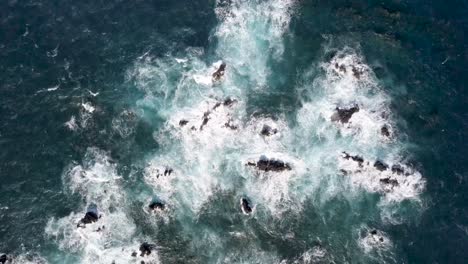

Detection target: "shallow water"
[0, 0, 467, 263]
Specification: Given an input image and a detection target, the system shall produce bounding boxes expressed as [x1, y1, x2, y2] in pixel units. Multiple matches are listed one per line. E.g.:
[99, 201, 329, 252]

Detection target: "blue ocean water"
[0, 0, 467, 263]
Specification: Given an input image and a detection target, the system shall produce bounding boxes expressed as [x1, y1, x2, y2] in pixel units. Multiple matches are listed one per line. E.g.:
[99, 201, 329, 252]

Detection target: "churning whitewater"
[41, 0, 426, 263]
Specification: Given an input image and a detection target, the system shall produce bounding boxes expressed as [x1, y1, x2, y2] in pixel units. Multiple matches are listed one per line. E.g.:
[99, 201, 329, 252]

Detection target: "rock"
[224, 119, 238, 130]
[212, 102, 221, 110]
[370, 230, 378, 235]
[164, 168, 173, 176]
[248, 157, 292, 172]
[200, 111, 210, 130]
[139, 243, 155, 257]
[373, 160, 388, 171]
[223, 97, 237, 107]
[241, 198, 253, 214]
[352, 66, 363, 79]
[342, 152, 364, 166]
[149, 201, 165, 211]
[331, 105, 360, 123]
[0, 254, 8, 264]
[179, 120, 189, 127]
[380, 177, 399, 187]
[131, 252, 137, 257]
[381, 125, 390, 137]
[77, 205, 100, 227]
[212, 62, 226, 81]
[260, 124, 277, 136]
[391, 165, 405, 175]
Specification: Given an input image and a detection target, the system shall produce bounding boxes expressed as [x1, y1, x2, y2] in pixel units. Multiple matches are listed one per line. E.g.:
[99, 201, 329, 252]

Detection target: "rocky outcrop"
[139, 243, 156, 257]
[247, 157, 292, 172]
[260, 124, 277, 136]
[240, 198, 253, 214]
[331, 105, 360, 123]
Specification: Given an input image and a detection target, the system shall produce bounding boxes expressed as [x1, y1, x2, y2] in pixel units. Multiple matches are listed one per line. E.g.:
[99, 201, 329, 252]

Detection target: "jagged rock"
[331, 105, 360, 123]
[212, 62, 226, 82]
[139, 243, 156, 257]
[0, 254, 8, 264]
[391, 165, 405, 175]
[241, 198, 253, 214]
[77, 205, 100, 228]
[248, 157, 292, 172]
[381, 125, 390, 137]
[342, 152, 364, 166]
[373, 160, 389, 171]
[260, 124, 277, 136]
[179, 120, 189, 127]
[131, 252, 137, 257]
[380, 177, 399, 187]
[149, 201, 165, 211]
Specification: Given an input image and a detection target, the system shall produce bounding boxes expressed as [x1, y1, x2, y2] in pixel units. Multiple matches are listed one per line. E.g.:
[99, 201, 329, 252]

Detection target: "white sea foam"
[45, 148, 160, 263]
[64, 115, 78, 131]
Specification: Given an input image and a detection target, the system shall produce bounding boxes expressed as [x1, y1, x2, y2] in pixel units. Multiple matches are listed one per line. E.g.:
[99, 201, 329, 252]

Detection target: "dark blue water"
[0, 0, 467, 263]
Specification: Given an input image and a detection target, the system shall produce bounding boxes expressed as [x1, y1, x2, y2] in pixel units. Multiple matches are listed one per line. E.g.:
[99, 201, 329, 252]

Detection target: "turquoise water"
[0, 0, 467, 263]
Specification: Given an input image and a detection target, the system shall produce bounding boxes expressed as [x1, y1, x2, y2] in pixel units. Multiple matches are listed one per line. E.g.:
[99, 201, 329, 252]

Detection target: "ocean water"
[0, 0, 467, 263]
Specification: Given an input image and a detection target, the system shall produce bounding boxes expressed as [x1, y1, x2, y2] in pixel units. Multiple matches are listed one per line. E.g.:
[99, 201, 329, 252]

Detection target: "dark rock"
[241, 198, 253, 214]
[331, 105, 359, 123]
[352, 66, 363, 79]
[212, 62, 226, 81]
[212, 102, 221, 110]
[223, 97, 237, 107]
[77, 208, 99, 227]
[200, 112, 210, 130]
[131, 252, 137, 257]
[391, 165, 405, 175]
[381, 125, 390, 137]
[139, 243, 155, 257]
[0, 254, 8, 264]
[164, 168, 173, 176]
[340, 169, 348, 175]
[370, 230, 378, 235]
[149, 201, 165, 211]
[380, 177, 399, 187]
[373, 160, 388, 171]
[260, 125, 277, 136]
[379, 237, 384, 242]
[179, 120, 189, 127]
[342, 152, 364, 166]
[224, 120, 238, 130]
[248, 157, 292, 172]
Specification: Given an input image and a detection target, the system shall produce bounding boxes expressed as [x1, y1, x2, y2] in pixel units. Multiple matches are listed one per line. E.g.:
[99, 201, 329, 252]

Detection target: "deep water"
[0, 0, 467, 263]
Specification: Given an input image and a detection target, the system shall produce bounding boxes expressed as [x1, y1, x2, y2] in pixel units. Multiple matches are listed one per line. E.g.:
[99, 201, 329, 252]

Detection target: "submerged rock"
[240, 198, 253, 214]
[248, 157, 292, 172]
[139, 243, 156, 257]
[342, 152, 364, 166]
[331, 105, 360, 123]
[381, 125, 390, 137]
[391, 164, 405, 175]
[373, 160, 389, 171]
[223, 97, 237, 107]
[380, 177, 399, 187]
[260, 124, 277, 136]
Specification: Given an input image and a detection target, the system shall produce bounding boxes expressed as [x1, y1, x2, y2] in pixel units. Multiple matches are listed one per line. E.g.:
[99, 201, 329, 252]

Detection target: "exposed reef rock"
[331, 105, 360, 123]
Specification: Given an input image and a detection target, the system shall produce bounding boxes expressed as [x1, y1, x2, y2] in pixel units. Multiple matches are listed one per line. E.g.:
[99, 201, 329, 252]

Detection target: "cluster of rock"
[247, 156, 292, 172]
[339, 151, 418, 193]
